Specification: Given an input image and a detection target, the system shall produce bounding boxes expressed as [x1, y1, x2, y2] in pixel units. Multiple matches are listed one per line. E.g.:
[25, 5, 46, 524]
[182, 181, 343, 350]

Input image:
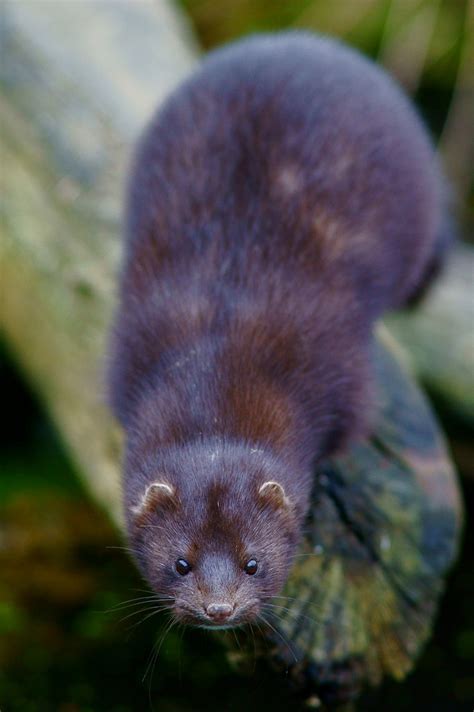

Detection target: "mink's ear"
[130, 482, 177, 527]
[258, 481, 291, 510]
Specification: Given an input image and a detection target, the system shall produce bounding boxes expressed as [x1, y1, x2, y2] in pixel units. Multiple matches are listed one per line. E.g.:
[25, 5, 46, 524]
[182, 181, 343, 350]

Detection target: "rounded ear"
[131, 482, 176, 526]
[258, 481, 290, 509]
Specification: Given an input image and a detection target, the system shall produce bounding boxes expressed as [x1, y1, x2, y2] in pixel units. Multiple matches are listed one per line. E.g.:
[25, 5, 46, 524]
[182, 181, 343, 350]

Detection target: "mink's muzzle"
[206, 602, 234, 622]
[173, 595, 262, 628]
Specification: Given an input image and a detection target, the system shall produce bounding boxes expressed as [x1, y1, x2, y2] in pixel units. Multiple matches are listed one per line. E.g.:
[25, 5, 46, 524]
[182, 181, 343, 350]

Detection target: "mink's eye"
[244, 559, 258, 575]
[176, 559, 192, 576]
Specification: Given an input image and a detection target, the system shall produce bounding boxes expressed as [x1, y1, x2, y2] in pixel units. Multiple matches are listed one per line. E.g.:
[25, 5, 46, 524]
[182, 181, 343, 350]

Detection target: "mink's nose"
[206, 602, 233, 623]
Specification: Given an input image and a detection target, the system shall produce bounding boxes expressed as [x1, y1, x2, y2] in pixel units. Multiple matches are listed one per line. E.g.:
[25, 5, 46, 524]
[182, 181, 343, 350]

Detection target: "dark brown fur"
[108, 32, 450, 627]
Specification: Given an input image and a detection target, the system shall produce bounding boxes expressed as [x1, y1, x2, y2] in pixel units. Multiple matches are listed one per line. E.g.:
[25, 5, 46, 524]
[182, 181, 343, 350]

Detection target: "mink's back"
[125, 31, 441, 296]
[111, 31, 443, 436]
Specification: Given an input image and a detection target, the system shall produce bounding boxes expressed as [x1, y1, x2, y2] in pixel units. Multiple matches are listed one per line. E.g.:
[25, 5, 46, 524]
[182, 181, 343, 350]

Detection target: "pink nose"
[206, 602, 233, 623]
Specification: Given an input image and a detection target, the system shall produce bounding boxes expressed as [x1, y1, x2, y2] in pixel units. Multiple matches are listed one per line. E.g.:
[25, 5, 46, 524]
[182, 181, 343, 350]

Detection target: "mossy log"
[0, 1, 465, 706]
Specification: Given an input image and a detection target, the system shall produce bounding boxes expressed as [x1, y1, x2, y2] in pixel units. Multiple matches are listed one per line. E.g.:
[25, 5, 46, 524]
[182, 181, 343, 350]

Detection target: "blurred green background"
[1, 0, 473, 710]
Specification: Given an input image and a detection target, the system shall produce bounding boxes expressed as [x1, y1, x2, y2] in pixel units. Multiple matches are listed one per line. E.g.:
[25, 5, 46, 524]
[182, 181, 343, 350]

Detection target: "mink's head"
[124, 441, 303, 628]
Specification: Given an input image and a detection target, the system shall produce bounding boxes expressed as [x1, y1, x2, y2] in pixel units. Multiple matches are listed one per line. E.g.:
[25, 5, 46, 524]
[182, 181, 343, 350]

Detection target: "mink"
[108, 31, 450, 628]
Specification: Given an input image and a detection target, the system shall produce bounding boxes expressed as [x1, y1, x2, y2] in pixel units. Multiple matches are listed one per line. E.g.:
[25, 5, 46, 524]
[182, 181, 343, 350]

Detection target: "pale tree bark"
[386, 245, 474, 425]
[1, 0, 199, 525]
